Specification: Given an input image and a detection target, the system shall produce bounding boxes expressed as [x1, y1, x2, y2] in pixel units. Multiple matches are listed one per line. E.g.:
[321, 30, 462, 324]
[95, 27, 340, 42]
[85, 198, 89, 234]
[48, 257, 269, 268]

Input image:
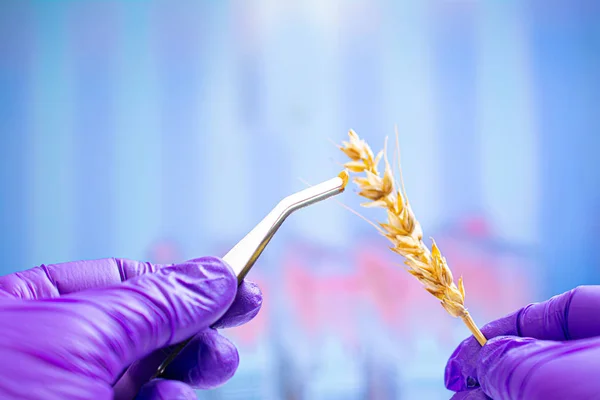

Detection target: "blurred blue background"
[1, 1, 600, 398]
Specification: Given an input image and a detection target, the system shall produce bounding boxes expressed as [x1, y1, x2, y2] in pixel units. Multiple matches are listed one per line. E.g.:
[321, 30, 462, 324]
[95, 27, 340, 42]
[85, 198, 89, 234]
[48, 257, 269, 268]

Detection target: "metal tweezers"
[153, 171, 349, 378]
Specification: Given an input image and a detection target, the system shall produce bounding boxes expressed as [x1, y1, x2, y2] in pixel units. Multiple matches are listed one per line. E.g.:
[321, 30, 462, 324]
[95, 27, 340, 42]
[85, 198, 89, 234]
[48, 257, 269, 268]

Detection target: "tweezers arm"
[223, 174, 348, 282]
[152, 172, 347, 379]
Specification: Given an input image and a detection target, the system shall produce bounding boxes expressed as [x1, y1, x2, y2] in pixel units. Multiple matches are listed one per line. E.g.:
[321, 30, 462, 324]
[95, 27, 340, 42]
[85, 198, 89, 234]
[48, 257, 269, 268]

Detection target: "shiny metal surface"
[224, 172, 349, 282]
[153, 171, 348, 378]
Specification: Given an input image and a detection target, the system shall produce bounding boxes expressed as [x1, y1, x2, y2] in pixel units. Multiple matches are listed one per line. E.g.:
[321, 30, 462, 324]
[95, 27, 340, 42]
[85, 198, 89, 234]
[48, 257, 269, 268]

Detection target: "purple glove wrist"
[446, 286, 600, 400]
[0, 257, 262, 400]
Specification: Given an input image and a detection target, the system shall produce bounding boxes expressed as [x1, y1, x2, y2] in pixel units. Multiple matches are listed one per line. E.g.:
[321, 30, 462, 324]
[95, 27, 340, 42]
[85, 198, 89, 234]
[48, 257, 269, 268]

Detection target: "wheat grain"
[339, 129, 487, 346]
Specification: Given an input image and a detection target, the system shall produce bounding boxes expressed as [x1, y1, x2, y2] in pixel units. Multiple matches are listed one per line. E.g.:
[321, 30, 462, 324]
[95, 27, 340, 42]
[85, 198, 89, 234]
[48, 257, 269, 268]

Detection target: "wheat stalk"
[339, 129, 487, 346]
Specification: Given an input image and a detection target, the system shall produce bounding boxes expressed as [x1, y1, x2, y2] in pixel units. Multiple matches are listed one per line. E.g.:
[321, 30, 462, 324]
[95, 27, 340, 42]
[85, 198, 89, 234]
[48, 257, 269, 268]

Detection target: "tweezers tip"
[338, 170, 350, 189]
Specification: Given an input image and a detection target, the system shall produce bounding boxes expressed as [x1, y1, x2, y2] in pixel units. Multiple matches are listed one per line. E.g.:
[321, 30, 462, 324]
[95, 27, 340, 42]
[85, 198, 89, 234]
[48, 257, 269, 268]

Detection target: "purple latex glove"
[0, 257, 262, 400]
[445, 285, 600, 400]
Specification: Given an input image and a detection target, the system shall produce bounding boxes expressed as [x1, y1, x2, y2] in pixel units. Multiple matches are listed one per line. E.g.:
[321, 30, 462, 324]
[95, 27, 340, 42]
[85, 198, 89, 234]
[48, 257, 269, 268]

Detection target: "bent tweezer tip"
[224, 170, 349, 282]
[153, 171, 348, 378]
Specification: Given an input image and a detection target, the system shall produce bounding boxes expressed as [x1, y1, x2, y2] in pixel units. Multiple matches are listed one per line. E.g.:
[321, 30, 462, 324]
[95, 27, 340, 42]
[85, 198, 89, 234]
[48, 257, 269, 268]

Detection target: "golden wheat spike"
[339, 129, 487, 346]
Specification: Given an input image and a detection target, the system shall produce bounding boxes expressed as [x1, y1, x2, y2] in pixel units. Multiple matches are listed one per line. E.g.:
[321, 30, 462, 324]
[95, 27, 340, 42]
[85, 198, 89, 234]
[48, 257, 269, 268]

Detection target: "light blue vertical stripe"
[476, 2, 539, 245]
[68, 3, 119, 260]
[250, 22, 293, 224]
[338, 6, 387, 235]
[531, 5, 600, 295]
[113, 3, 162, 261]
[261, 18, 348, 247]
[225, 4, 293, 287]
[431, 2, 482, 220]
[30, 3, 76, 266]
[204, 1, 254, 245]
[381, 0, 441, 231]
[339, 12, 386, 147]
[155, 2, 210, 260]
[0, 2, 33, 273]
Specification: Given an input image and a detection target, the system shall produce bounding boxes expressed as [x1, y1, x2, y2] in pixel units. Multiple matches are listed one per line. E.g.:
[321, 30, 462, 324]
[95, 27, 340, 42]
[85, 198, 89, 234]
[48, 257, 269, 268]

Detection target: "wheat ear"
[339, 129, 487, 346]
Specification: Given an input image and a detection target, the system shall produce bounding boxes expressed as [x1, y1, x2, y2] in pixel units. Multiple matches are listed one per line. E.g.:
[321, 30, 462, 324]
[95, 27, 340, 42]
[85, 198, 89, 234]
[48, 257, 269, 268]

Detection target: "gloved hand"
[445, 286, 600, 400]
[0, 256, 262, 400]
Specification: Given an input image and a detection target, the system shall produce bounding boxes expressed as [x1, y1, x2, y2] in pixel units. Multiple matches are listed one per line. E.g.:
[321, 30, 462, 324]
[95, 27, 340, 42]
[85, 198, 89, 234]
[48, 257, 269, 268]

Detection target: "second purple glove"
[445, 285, 600, 400]
[0, 256, 262, 400]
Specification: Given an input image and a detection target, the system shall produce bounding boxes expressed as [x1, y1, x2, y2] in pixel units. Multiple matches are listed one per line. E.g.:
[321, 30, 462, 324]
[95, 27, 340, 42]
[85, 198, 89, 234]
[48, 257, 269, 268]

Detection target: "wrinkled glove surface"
[0, 257, 262, 400]
[446, 286, 600, 400]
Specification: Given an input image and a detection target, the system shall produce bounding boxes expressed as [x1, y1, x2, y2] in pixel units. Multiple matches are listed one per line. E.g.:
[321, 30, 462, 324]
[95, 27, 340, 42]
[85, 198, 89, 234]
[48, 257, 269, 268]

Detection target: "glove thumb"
[477, 335, 600, 400]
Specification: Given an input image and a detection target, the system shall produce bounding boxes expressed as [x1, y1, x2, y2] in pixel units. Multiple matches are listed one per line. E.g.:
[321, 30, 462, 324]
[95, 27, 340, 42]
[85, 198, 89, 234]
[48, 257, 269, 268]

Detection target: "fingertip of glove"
[211, 280, 262, 329]
[243, 280, 262, 299]
[242, 280, 263, 316]
[199, 330, 240, 387]
[165, 329, 240, 390]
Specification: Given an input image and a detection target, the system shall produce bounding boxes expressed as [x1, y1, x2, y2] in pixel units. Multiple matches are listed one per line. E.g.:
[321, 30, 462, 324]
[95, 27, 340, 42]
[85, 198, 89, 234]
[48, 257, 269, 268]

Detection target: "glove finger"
[135, 379, 196, 400]
[0, 258, 174, 299]
[445, 285, 600, 392]
[519, 285, 600, 340]
[114, 329, 239, 397]
[478, 335, 600, 400]
[212, 280, 262, 329]
[64, 257, 237, 382]
[163, 328, 239, 389]
[450, 389, 491, 399]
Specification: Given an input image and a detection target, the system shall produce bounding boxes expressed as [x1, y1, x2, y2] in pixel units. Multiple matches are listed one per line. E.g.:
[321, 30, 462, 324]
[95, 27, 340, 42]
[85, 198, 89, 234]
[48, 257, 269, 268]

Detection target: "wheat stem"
[339, 128, 487, 346]
[462, 313, 487, 346]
